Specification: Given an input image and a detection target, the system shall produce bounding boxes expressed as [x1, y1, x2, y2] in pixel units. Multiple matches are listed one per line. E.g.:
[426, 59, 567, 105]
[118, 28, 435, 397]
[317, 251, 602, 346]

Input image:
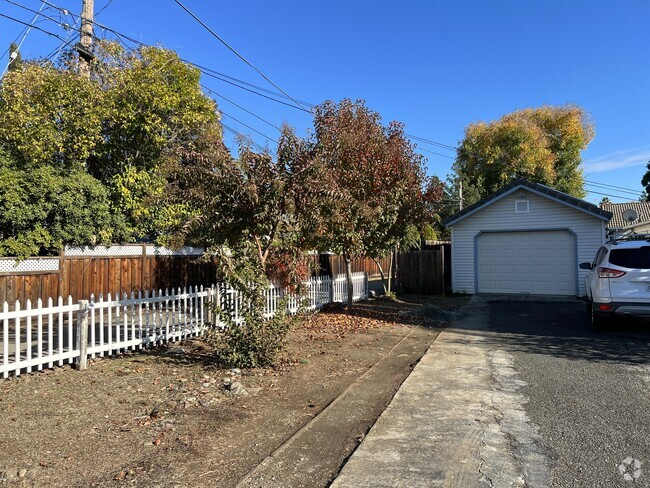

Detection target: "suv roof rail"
[608, 232, 650, 244]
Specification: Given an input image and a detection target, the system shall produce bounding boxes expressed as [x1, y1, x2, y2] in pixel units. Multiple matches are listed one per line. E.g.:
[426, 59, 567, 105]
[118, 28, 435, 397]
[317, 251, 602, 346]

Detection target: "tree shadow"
[448, 299, 650, 366]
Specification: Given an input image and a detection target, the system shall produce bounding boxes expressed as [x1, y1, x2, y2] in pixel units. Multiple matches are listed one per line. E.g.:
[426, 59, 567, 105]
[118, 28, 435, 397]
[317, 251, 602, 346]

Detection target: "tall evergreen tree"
[7, 43, 22, 72]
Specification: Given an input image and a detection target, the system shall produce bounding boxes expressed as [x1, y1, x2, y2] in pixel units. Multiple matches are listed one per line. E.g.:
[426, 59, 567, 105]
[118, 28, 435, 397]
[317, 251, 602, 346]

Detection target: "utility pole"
[77, 0, 94, 77]
[459, 180, 464, 210]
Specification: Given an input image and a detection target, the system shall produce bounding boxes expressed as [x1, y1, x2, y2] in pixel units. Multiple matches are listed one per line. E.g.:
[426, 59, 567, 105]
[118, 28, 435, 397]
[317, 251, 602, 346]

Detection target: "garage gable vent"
[515, 200, 530, 213]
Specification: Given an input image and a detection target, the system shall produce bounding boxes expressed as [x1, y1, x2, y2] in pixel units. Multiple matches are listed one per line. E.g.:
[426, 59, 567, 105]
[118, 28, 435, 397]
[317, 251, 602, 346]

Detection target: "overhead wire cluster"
[0, 0, 645, 202]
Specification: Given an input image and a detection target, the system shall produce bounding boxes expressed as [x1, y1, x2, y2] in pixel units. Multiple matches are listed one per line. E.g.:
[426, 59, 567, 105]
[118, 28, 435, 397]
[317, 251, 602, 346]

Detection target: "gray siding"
[451, 189, 606, 296]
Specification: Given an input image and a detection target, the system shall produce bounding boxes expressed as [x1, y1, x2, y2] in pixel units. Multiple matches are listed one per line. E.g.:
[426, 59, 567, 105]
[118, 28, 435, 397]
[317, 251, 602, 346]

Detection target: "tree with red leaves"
[306, 99, 443, 305]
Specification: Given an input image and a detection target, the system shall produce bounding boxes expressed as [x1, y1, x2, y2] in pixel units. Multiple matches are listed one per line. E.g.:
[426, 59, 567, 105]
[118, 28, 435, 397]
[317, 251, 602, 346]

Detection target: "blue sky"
[1, 0, 649, 203]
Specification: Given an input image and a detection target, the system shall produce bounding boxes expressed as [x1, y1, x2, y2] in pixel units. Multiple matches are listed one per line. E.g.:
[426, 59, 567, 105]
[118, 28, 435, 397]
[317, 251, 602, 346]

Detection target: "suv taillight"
[597, 267, 627, 278]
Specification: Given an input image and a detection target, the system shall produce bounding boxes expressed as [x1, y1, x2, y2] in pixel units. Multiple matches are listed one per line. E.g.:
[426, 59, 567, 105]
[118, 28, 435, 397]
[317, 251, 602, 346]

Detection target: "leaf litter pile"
[0, 296, 466, 487]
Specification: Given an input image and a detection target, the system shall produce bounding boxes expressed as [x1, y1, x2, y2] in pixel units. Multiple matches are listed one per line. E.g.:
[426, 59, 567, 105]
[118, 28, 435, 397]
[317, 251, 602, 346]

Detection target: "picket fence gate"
[0, 272, 368, 379]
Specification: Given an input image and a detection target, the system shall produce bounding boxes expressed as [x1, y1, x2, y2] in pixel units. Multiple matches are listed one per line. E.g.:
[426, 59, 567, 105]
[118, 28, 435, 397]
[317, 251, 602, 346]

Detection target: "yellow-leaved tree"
[455, 105, 594, 201]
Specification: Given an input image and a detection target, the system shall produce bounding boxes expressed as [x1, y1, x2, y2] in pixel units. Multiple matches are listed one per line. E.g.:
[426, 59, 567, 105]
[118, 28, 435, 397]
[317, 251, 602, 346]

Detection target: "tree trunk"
[344, 252, 354, 308]
[387, 252, 394, 294]
[372, 257, 388, 294]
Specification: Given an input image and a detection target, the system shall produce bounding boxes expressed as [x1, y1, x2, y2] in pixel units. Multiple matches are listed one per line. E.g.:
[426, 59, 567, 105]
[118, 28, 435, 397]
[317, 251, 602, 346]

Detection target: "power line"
[39, 0, 314, 106]
[95, 0, 112, 16]
[196, 64, 314, 108]
[2, 0, 460, 156]
[405, 133, 457, 151]
[18, 0, 313, 114]
[585, 180, 641, 196]
[172, 0, 309, 111]
[585, 184, 640, 198]
[221, 123, 268, 152]
[42, 15, 79, 63]
[0, 12, 72, 44]
[3, 0, 75, 34]
[1, 1, 47, 75]
[586, 189, 637, 201]
[219, 110, 278, 144]
[197, 67, 310, 112]
[417, 147, 456, 159]
[201, 84, 281, 131]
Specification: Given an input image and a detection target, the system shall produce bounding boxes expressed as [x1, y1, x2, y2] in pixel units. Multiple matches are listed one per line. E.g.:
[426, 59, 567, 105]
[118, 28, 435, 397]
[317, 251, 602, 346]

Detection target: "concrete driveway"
[332, 296, 650, 487]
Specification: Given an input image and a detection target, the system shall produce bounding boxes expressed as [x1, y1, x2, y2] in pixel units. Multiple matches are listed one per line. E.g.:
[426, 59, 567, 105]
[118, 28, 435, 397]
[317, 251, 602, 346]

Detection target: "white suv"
[581, 239, 650, 330]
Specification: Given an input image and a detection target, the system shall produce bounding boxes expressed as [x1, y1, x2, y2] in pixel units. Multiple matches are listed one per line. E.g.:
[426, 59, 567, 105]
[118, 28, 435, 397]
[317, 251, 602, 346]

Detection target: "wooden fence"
[396, 248, 448, 295]
[0, 243, 450, 311]
[0, 246, 218, 310]
[314, 254, 392, 280]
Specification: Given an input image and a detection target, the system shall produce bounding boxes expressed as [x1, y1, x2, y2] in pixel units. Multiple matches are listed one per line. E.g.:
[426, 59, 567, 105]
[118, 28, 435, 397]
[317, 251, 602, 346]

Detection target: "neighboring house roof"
[444, 178, 613, 227]
[601, 201, 650, 229]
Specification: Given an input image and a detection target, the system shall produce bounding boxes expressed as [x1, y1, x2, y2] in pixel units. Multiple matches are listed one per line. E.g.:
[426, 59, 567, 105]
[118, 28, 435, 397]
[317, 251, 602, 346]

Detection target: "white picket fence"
[0, 272, 368, 378]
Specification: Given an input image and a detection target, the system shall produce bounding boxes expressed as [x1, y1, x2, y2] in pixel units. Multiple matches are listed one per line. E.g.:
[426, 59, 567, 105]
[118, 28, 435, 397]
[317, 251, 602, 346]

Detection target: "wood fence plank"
[121, 258, 130, 295]
[90, 259, 99, 296]
[60, 258, 70, 298]
[143, 256, 151, 291]
[0, 276, 6, 305]
[110, 259, 119, 296]
[133, 257, 142, 292]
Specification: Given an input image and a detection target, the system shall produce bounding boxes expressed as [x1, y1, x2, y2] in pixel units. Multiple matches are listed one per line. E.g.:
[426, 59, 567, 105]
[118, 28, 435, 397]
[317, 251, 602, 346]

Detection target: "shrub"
[209, 295, 297, 368]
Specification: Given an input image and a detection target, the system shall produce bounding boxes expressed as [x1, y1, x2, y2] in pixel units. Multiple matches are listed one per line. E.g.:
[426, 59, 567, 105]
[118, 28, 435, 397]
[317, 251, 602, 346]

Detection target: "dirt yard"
[0, 297, 468, 487]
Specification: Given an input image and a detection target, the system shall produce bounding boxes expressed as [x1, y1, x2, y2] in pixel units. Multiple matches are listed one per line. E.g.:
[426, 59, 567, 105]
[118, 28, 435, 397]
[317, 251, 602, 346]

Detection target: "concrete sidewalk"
[331, 296, 550, 488]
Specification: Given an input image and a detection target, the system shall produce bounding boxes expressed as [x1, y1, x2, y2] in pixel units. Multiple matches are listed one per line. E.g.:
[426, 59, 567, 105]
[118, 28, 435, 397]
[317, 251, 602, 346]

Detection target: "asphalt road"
[487, 299, 650, 487]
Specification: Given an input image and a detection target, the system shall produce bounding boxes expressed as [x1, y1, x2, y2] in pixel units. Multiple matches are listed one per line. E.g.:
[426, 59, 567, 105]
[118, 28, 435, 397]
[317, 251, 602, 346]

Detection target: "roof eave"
[444, 180, 612, 227]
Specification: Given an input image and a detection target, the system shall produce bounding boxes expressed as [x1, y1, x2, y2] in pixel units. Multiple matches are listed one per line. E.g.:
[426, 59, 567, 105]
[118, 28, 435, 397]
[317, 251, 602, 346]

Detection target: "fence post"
[329, 275, 335, 304]
[215, 284, 221, 328]
[76, 300, 89, 371]
[364, 272, 369, 300]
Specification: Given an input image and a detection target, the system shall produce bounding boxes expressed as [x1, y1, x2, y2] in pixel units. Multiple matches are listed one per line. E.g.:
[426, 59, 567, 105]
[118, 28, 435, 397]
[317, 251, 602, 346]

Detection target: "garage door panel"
[477, 231, 575, 296]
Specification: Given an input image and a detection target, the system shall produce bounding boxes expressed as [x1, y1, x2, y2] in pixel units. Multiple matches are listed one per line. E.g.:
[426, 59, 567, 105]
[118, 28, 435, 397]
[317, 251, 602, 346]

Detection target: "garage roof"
[444, 179, 613, 227]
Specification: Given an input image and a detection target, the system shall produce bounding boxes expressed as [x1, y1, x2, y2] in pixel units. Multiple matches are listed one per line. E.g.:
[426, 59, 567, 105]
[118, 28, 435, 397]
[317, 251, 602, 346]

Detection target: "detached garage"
[444, 179, 612, 297]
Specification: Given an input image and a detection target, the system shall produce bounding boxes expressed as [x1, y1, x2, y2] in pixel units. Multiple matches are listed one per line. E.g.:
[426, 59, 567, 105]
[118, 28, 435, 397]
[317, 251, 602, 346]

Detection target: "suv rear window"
[609, 246, 650, 269]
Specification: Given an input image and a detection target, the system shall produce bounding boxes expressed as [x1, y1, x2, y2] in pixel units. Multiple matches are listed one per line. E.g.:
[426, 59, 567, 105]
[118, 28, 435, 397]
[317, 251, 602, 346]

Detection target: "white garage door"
[477, 231, 576, 295]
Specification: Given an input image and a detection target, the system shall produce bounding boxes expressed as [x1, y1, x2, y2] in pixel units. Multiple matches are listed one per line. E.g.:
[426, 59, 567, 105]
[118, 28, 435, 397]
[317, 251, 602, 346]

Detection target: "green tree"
[455, 105, 594, 198]
[0, 148, 126, 258]
[90, 43, 222, 240]
[0, 43, 223, 254]
[641, 160, 650, 201]
[0, 63, 104, 169]
[435, 172, 482, 238]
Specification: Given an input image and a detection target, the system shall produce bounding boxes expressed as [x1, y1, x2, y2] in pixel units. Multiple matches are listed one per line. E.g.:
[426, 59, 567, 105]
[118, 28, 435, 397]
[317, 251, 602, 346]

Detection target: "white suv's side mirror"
[579, 262, 593, 270]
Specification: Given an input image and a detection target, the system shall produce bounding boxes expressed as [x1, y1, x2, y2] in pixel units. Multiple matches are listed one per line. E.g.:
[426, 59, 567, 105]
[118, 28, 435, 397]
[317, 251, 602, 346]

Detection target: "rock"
[228, 381, 248, 396]
[167, 347, 186, 355]
[222, 377, 232, 386]
[230, 368, 241, 375]
[18, 469, 26, 478]
[202, 382, 211, 388]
